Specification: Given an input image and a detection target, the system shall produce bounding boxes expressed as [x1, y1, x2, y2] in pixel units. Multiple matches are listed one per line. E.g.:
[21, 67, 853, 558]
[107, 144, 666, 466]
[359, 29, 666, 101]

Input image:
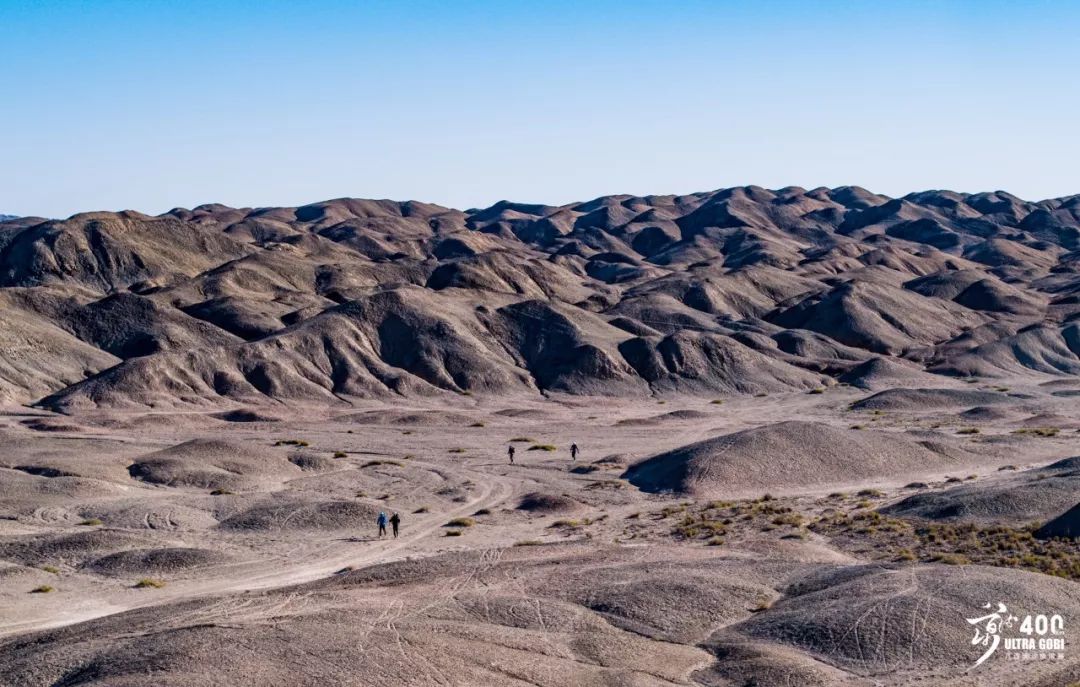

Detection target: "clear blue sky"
[2, 0, 1078, 218]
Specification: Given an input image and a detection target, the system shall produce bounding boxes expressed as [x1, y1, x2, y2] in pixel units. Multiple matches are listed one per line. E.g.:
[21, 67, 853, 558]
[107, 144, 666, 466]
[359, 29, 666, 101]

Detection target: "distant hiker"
[377, 511, 388, 538]
[570, 443, 579, 461]
[390, 512, 401, 538]
[508, 445, 515, 464]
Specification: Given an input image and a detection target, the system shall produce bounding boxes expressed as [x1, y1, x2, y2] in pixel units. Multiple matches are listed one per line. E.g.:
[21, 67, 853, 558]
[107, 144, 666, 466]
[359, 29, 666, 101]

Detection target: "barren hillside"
[1, 186, 1076, 410]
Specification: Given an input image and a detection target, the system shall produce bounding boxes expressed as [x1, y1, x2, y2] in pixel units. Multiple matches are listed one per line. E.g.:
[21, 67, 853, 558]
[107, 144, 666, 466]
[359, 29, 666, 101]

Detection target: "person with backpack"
[507, 445, 516, 464]
[377, 511, 388, 538]
[570, 443, 579, 461]
[389, 512, 401, 538]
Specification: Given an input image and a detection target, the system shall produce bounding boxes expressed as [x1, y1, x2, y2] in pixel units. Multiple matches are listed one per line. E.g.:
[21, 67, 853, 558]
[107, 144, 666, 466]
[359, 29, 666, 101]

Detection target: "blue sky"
[1, 0, 1078, 217]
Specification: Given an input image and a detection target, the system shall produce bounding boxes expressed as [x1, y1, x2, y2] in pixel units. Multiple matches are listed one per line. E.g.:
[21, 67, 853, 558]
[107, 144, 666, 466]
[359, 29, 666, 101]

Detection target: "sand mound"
[958, 405, 1015, 422]
[1035, 503, 1080, 539]
[219, 500, 380, 531]
[287, 452, 337, 471]
[881, 468, 1080, 523]
[0, 529, 148, 566]
[82, 547, 228, 575]
[211, 409, 283, 423]
[19, 418, 88, 433]
[615, 409, 712, 426]
[492, 408, 551, 419]
[731, 564, 1080, 673]
[127, 439, 299, 491]
[836, 357, 954, 390]
[623, 421, 972, 495]
[338, 409, 477, 426]
[850, 387, 1012, 411]
[515, 492, 583, 515]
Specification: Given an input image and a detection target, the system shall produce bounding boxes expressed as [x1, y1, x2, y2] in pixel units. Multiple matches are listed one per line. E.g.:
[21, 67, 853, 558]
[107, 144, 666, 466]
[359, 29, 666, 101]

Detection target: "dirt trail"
[0, 458, 517, 638]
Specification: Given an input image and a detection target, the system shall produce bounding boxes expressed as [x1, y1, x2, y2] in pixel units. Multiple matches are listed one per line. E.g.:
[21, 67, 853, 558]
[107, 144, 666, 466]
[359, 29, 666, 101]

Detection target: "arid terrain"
[0, 187, 1078, 685]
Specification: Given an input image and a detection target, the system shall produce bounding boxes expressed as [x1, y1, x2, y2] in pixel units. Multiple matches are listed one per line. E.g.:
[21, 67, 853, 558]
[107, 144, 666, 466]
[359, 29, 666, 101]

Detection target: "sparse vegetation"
[444, 517, 475, 528]
[468, 422, 485, 428]
[473, 508, 491, 516]
[41, 566, 60, 575]
[514, 540, 543, 546]
[134, 578, 166, 589]
[509, 437, 535, 443]
[811, 512, 1080, 580]
[361, 460, 403, 468]
[275, 439, 310, 447]
[448, 448, 466, 454]
[210, 488, 234, 496]
[413, 506, 429, 513]
[808, 387, 825, 394]
[750, 596, 773, 612]
[710, 399, 723, 405]
[444, 530, 462, 537]
[30, 585, 54, 594]
[1012, 427, 1059, 437]
[78, 518, 102, 526]
[956, 427, 980, 435]
[333, 451, 348, 458]
[527, 444, 557, 452]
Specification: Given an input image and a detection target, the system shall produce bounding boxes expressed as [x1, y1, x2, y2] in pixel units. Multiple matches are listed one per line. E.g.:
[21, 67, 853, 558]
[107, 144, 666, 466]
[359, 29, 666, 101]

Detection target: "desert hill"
[1, 187, 1078, 410]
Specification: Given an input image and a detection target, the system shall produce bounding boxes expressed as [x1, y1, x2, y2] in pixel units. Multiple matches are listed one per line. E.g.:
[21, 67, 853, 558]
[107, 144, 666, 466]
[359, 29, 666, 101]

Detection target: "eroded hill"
[1, 187, 1077, 410]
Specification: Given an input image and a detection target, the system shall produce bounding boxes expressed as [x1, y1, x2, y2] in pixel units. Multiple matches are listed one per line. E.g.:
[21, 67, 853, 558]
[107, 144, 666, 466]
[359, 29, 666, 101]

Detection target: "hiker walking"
[390, 512, 401, 538]
[377, 511, 388, 538]
[507, 444, 515, 464]
[570, 443, 579, 461]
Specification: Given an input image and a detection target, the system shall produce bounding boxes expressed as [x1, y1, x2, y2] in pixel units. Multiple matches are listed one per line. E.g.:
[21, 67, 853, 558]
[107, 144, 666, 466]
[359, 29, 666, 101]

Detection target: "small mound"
[623, 421, 972, 495]
[20, 418, 88, 433]
[219, 500, 380, 531]
[0, 530, 148, 566]
[593, 454, 629, 466]
[1035, 502, 1080, 539]
[492, 408, 552, 419]
[615, 409, 712, 426]
[288, 452, 337, 471]
[882, 464, 1080, 523]
[338, 410, 477, 426]
[836, 357, 953, 391]
[211, 409, 283, 423]
[1016, 412, 1077, 429]
[850, 388, 1012, 411]
[958, 405, 1014, 422]
[516, 492, 583, 515]
[734, 564, 1080, 673]
[127, 439, 298, 490]
[82, 547, 227, 575]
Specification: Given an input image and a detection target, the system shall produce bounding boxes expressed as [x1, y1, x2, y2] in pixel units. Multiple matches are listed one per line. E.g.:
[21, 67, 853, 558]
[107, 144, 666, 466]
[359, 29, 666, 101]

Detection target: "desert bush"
[444, 517, 475, 528]
[528, 444, 557, 452]
[78, 518, 102, 526]
[134, 578, 165, 589]
[30, 585, 54, 594]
